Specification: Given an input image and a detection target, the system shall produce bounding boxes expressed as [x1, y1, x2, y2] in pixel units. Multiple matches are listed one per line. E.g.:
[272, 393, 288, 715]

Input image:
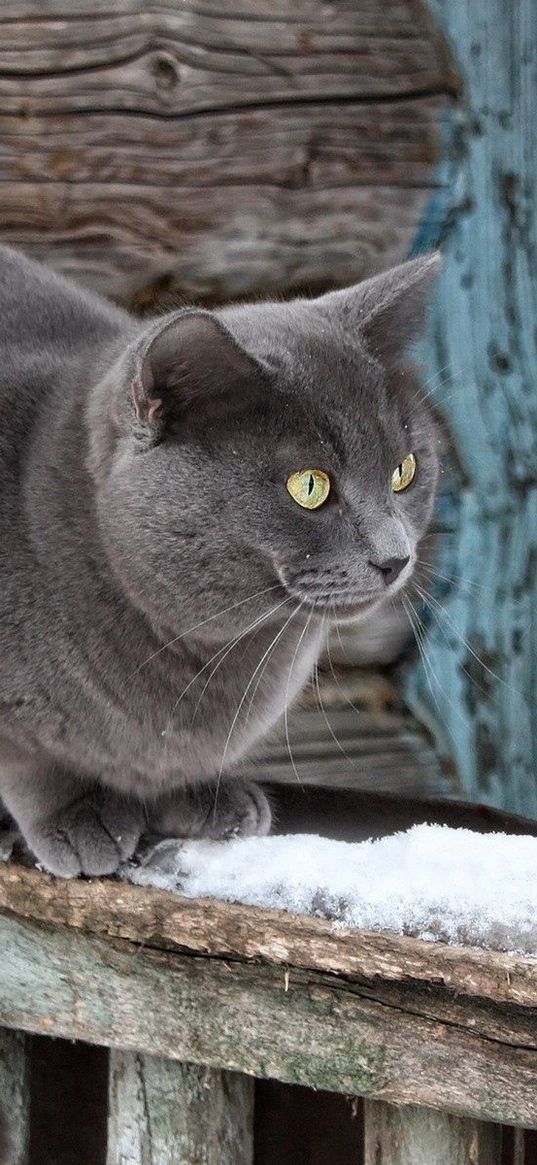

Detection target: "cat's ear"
[132, 310, 260, 426]
[319, 253, 441, 367]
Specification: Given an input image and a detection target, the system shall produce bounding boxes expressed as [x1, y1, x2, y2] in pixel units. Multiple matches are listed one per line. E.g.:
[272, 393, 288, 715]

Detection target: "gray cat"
[0, 245, 439, 877]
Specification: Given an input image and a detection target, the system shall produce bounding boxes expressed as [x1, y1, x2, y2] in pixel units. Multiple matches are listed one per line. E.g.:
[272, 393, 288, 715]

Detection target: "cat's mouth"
[299, 595, 381, 622]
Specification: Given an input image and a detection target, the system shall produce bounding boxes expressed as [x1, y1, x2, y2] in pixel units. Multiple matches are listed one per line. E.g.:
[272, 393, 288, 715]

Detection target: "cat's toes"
[27, 792, 144, 878]
[200, 782, 272, 840]
[146, 781, 271, 842]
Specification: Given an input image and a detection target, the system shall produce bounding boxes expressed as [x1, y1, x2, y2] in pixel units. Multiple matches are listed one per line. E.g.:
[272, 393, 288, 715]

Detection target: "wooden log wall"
[0, 0, 454, 307]
[406, 0, 537, 814]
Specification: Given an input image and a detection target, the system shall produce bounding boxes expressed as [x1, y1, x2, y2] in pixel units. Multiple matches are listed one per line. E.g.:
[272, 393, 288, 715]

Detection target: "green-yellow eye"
[391, 453, 417, 493]
[286, 469, 331, 510]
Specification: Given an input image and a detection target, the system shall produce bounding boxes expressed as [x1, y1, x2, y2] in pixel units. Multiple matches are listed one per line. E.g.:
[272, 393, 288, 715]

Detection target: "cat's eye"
[391, 453, 417, 493]
[286, 469, 331, 510]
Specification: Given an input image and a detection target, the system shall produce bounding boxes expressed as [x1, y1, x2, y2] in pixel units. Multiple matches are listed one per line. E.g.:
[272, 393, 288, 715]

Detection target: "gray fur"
[0, 245, 440, 876]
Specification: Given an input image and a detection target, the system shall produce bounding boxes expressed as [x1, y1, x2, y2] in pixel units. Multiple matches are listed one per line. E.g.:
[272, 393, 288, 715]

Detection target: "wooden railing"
[0, 862, 535, 1164]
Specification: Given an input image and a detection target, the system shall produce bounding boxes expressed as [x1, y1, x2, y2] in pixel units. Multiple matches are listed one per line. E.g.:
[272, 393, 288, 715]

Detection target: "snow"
[123, 824, 537, 956]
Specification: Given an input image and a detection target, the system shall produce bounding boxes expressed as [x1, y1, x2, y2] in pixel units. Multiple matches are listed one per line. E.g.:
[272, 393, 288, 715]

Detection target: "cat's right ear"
[132, 310, 260, 428]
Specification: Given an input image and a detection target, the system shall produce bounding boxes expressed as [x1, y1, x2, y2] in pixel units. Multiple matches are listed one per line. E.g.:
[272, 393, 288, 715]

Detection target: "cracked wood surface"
[363, 1100, 502, 1165]
[107, 1053, 254, 1165]
[0, 1027, 30, 1165]
[0, 862, 537, 1126]
[0, 0, 454, 304]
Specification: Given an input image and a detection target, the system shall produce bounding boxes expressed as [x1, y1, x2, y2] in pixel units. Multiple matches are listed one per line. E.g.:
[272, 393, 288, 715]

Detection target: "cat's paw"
[26, 791, 144, 878]
[147, 780, 272, 841]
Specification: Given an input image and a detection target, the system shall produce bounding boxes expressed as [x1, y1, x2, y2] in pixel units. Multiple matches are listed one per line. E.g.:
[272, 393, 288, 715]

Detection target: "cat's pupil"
[308, 475, 314, 495]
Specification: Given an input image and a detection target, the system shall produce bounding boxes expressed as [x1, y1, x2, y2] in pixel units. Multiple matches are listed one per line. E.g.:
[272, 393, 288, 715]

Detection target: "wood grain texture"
[0, 1, 454, 303]
[108, 1053, 253, 1165]
[1, 909, 537, 1127]
[0, 1027, 30, 1165]
[407, 0, 537, 814]
[363, 1100, 501, 1165]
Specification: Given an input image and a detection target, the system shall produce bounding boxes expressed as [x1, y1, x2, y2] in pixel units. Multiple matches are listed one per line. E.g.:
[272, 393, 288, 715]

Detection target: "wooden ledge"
[1, 862, 537, 1127]
[0, 861, 535, 1006]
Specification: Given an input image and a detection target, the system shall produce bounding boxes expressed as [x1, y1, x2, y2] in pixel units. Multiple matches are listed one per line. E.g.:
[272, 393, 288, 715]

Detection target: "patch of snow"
[122, 825, 537, 955]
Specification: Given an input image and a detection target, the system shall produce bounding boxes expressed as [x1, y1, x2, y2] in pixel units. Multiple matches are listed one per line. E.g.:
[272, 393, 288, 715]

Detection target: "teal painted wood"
[407, 0, 537, 813]
[0, 1027, 30, 1165]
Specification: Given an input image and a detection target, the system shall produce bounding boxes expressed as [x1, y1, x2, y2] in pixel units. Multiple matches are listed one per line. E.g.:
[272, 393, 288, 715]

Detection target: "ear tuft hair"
[317, 252, 441, 367]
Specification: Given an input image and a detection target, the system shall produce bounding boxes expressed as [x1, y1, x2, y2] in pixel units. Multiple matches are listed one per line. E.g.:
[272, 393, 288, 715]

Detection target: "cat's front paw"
[147, 780, 272, 841]
[26, 791, 144, 878]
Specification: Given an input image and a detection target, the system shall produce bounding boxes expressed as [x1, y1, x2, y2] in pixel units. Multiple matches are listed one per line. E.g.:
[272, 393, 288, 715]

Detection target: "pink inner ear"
[146, 397, 164, 425]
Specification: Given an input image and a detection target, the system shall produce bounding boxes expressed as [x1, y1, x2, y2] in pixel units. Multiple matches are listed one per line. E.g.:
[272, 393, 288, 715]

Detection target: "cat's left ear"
[132, 310, 261, 426]
[318, 252, 441, 367]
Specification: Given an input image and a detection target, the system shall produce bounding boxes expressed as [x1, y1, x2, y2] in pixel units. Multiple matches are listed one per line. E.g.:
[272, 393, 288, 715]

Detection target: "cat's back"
[0, 245, 126, 348]
[0, 245, 127, 472]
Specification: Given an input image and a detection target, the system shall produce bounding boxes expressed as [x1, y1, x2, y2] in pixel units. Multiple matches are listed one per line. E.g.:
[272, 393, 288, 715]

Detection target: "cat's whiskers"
[212, 602, 304, 822]
[406, 364, 467, 413]
[415, 559, 484, 594]
[412, 582, 522, 698]
[129, 583, 282, 677]
[313, 625, 353, 764]
[401, 594, 468, 745]
[331, 607, 355, 667]
[189, 595, 292, 729]
[283, 603, 316, 790]
[161, 594, 292, 763]
[323, 606, 365, 719]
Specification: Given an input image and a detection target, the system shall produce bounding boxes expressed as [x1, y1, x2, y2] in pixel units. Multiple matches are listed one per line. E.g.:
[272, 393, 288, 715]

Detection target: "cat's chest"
[42, 614, 324, 795]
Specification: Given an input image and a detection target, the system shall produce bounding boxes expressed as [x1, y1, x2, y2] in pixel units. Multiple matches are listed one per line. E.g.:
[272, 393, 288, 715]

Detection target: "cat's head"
[90, 254, 440, 639]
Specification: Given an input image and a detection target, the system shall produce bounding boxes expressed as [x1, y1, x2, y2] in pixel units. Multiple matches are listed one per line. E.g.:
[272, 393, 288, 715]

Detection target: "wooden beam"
[0, 863, 535, 1008]
[108, 1053, 253, 1165]
[363, 1100, 502, 1165]
[0, 1027, 30, 1165]
[1, 909, 537, 1128]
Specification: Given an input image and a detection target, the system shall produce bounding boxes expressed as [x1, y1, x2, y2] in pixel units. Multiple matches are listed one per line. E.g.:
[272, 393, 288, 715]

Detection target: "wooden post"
[410, 0, 537, 813]
[0, 1027, 30, 1165]
[363, 1100, 502, 1165]
[107, 1051, 253, 1165]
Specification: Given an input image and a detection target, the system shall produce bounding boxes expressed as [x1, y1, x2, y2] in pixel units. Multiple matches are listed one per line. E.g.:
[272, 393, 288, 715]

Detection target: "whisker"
[283, 604, 315, 789]
[213, 602, 304, 820]
[313, 634, 354, 764]
[415, 560, 484, 594]
[402, 594, 469, 743]
[163, 595, 292, 746]
[323, 606, 366, 719]
[130, 583, 282, 676]
[331, 610, 354, 667]
[407, 364, 467, 411]
[413, 582, 522, 698]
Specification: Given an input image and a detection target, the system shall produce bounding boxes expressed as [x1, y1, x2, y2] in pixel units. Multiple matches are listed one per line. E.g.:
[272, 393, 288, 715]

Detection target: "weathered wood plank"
[0, 101, 442, 188]
[1, 910, 537, 1127]
[0, 862, 536, 1007]
[0, 0, 453, 303]
[108, 1053, 253, 1165]
[363, 1100, 501, 1165]
[0, 2, 450, 112]
[1, 181, 432, 305]
[0, 1027, 30, 1165]
[410, 0, 537, 813]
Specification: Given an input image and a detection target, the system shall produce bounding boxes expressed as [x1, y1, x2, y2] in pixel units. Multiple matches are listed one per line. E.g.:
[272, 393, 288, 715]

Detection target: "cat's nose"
[370, 554, 410, 585]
